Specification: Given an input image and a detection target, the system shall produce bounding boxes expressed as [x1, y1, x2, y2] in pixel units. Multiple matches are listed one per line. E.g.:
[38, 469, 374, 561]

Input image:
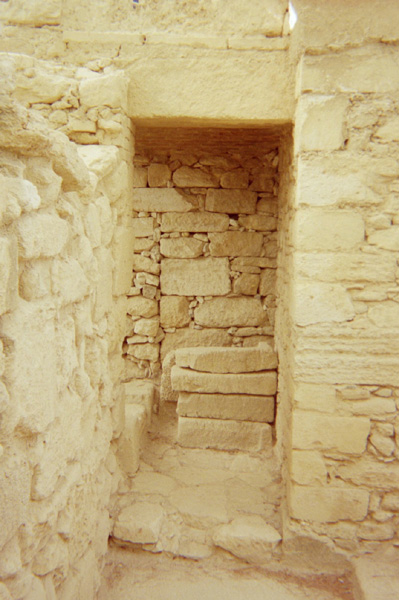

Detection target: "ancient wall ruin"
[0, 0, 399, 598]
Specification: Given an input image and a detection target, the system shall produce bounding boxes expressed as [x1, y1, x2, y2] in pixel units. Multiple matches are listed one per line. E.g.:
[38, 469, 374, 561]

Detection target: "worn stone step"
[171, 366, 277, 395]
[175, 343, 277, 373]
[177, 392, 275, 423]
[113, 502, 164, 545]
[178, 416, 272, 451]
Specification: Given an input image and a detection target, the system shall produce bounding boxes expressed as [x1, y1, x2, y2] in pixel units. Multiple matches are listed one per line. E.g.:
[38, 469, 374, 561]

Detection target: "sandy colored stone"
[15, 213, 69, 259]
[209, 231, 263, 257]
[171, 366, 277, 395]
[293, 283, 355, 326]
[160, 296, 190, 328]
[290, 451, 327, 486]
[118, 405, 148, 476]
[231, 257, 276, 270]
[77, 144, 119, 177]
[233, 272, 259, 295]
[175, 344, 277, 373]
[178, 417, 272, 451]
[249, 173, 274, 192]
[127, 297, 158, 318]
[194, 297, 267, 327]
[161, 328, 232, 361]
[80, 72, 128, 110]
[132, 255, 160, 275]
[134, 318, 159, 337]
[161, 212, 229, 232]
[292, 411, 370, 454]
[295, 210, 364, 251]
[205, 189, 257, 214]
[132, 166, 148, 187]
[173, 166, 218, 188]
[148, 163, 171, 187]
[238, 215, 277, 231]
[113, 503, 163, 544]
[296, 95, 349, 152]
[161, 258, 231, 296]
[169, 484, 228, 528]
[112, 225, 135, 295]
[295, 252, 396, 283]
[129, 343, 159, 362]
[259, 269, 276, 296]
[368, 227, 399, 251]
[131, 218, 154, 238]
[177, 392, 275, 423]
[213, 516, 281, 563]
[289, 485, 369, 523]
[0, 236, 17, 315]
[124, 380, 155, 419]
[220, 169, 249, 189]
[160, 237, 203, 258]
[133, 189, 193, 212]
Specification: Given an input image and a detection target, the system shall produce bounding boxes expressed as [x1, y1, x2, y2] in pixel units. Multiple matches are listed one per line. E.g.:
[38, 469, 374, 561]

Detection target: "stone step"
[171, 366, 277, 395]
[175, 343, 277, 373]
[178, 416, 272, 451]
[118, 404, 148, 476]
[177, 392, 275, 423]
[113, 502, 164, 545]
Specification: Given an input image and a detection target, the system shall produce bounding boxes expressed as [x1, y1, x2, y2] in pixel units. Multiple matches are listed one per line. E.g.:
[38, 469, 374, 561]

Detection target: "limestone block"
[13, 66, 74, 106]
[177, 392, 274, 423]
[194, 297, 267, 327]
[381, 493, 399, 512]
[171, 366, 277, 395]
[160, 296, 190, 328]
[51, 258, 89, 304]
[133, 189, 193, 212]
[175, 344, 277, 373]
[79, 72, 128, 110]
[290, 451, 327, 485]
[300, 47, 399, 95]
[206, 189, 257, 214]
[289, 485, 369, 523]
[93, 247, 113, 321]
[129, 343, 159, 362]
[293, 283, 355, 326]
[0, 236, 17, 315]
[3, 177, 41, 215]
[375, 116, 399, 142]
[0, 536, 21, 579]
[231, 257, 276, 270]
[161, 258, 230, 296]
[132, 217, 154, 238]
[0, 382, 10, 414]
[259, 269, 276, 296]
[127, 297, 158, 318]
[124, 380, 155, 420]
[238, 215, 277, 231]
[148, 163, 171, 187]
[134, 318, 159, 337]
[0, 0, 61, 25]
[178, 417, 272, 451]
[133, 167, 148, 187]
[369, 302, 399, 328]
[337, 456, 399, 491]
[173, 166, 218, 188]
[161, 328, 231, 360]
[161, 211, 229, 232]
[294, 382, 336, 413]
[295, 95, 349, 152]
[84, 203, 101, 248]
[220, 169, 249, 189]
[209, 231, 263, 257]
[213, 516, 281, 563]
[295, 252, 396, 283]
[233, 273, 259, 295]
[160, 237, 203, 258]
[292, 411, 370, 454]
[15, 213, 69, 259]
[295, 210, 364, 251]
[113, 503, 163, 544]
[77, 144, 119, 178]
[112, 226, 135, 295]
[32, 535, 68, 577]
[49, 130, 91, 192]
[0, 456, 30, 549]
[118, 404, 147, 476]
[0, 300, 58, 433]
[133, 255, 160, 275]
[368, 227, 399, 251]
[249, 173, 274, 193]
[169, 484, 228, 528]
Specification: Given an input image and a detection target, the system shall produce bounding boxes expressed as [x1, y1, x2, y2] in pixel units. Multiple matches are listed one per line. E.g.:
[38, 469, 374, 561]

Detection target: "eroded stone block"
[133, 189, 193, 212]
[160, 296, 190, 328]
[173, 166, 218, 188]
[289, 485, 369, 523]
[194, 297, 267, 327]
[161, 258, 230, 296]
[161, 211, 229, 232]
[177, 392, 275, 422]
[205, 189, 257, 214]
[15, 213, 69, 259]
[175, 344, 277, 373]
[171, 366, 277, 395]
[160, 237, 204, 258]
[178, 417, 272, 451]
[209, 231, 263, 256]
[113, 503, 163, 544]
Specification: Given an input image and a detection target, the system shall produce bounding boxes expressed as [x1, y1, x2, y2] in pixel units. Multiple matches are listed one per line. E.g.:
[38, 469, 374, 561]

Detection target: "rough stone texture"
[194, 298, 267, 327]
[160, 296, 190, 328]
[205, 189, 257, 214]
[209, 232, 263, 256]
[293, 283, 355, 326]
[148, 163, 171, 187]
[171, 366, 277, 395]
[175, 345, 277, 373]
[178, 417, 272, 451]
[177, 392, 275, 423]
[295, 210, 365, 251]
[118, 404, 148, 476]
[161, 212, 229, 233]
[160, 237, 204, 258]
[289, 485, 370, 523]
[133, 189, 193, 213]
[161, 258, 231, 296]
[161, 328, 232, 361]
[113, 503, 163, 544]
[213, 516, 281, 563]
[173, 166, 218, 188]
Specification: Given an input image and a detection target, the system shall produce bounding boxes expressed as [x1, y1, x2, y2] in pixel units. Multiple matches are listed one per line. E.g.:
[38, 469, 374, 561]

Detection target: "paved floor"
[98, 547, 355, 600]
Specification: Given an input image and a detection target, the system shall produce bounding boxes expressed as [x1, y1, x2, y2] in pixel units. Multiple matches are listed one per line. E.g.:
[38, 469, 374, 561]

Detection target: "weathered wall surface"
[0, 54, 135, 599]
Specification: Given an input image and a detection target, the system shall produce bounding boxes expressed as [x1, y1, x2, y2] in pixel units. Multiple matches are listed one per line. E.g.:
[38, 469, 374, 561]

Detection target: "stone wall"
[124, 148, 279, 398]
[0, 54, 135, 599]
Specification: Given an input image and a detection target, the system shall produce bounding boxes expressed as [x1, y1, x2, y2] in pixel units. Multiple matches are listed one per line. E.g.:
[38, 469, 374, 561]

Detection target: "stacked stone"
[170, 344, 277, 452]
[125, 150, 279, 384]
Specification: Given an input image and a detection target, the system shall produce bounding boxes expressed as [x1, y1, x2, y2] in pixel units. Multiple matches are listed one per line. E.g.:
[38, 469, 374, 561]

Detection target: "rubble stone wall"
[0, 54, 135, 599]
